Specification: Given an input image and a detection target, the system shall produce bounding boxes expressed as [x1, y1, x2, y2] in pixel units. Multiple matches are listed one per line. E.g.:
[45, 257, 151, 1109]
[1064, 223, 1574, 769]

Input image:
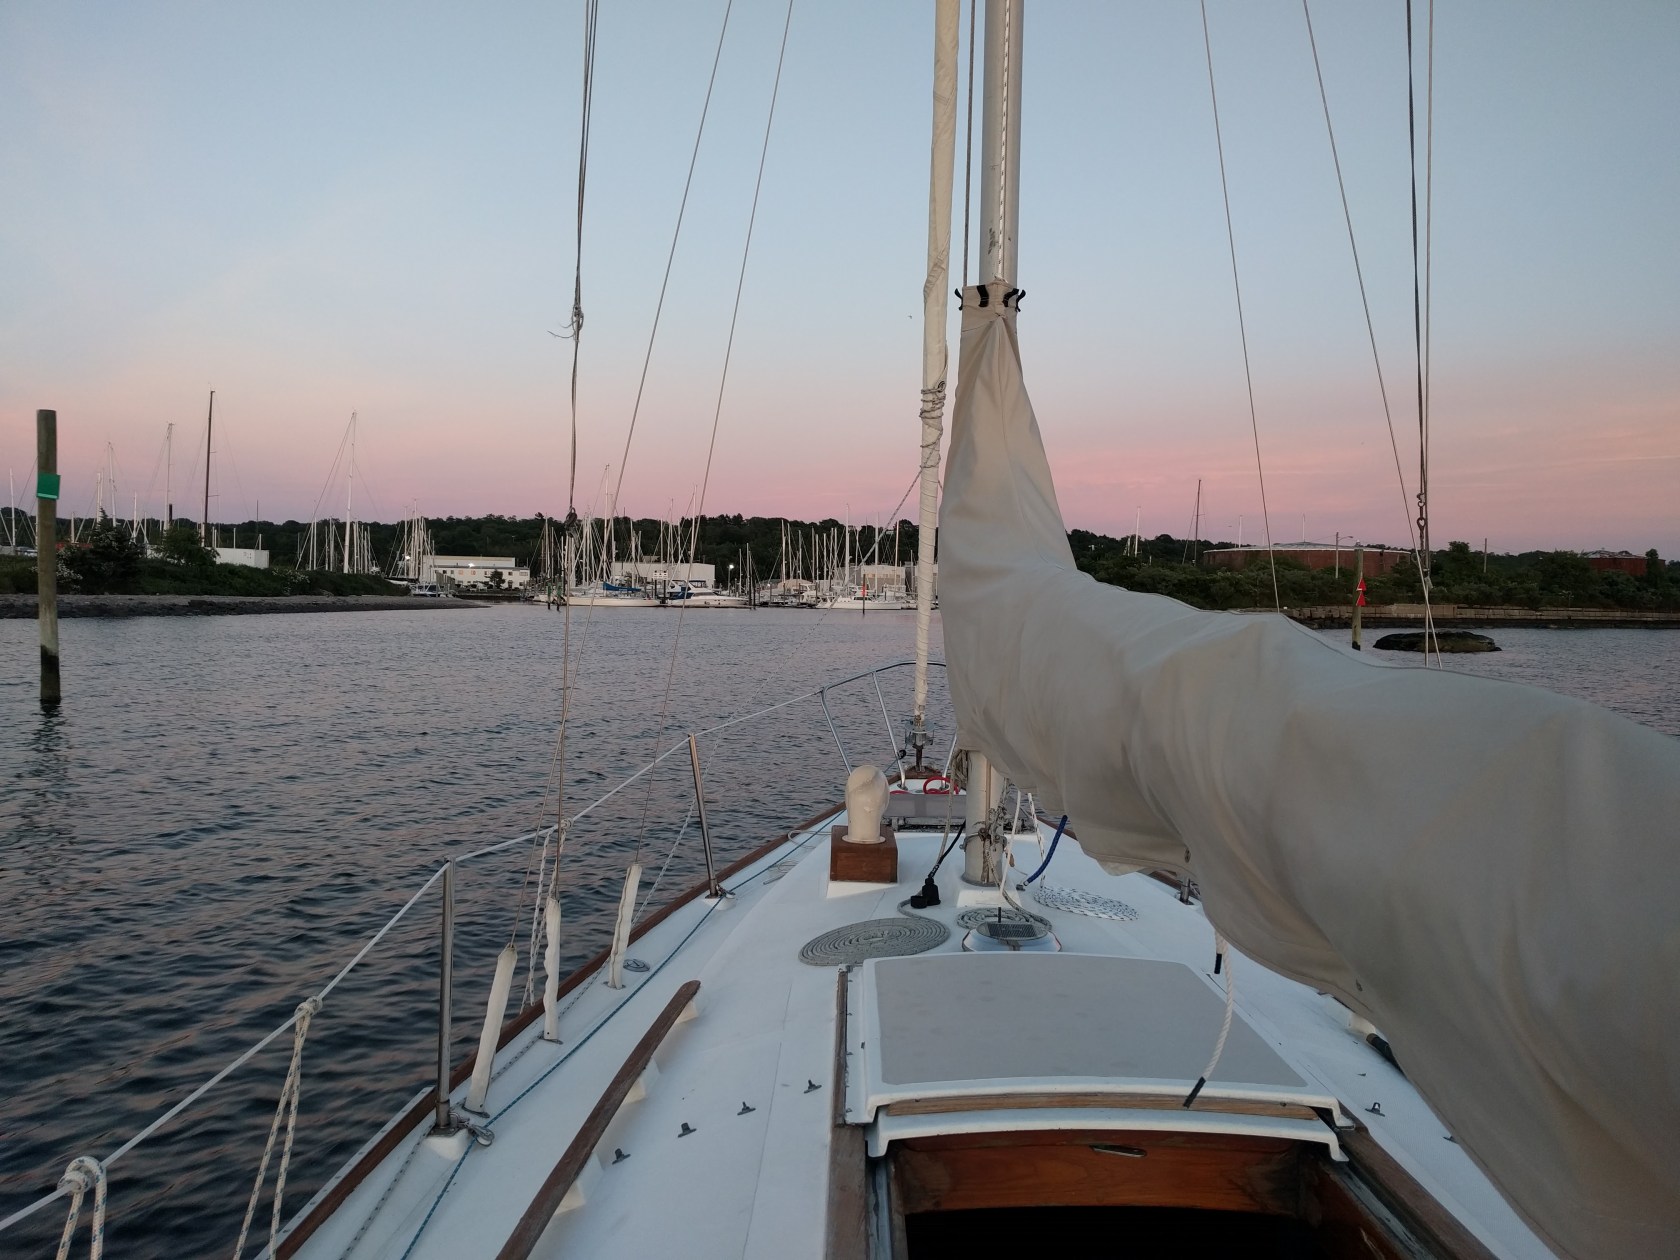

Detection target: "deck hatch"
[850, 953, 1345, 1142]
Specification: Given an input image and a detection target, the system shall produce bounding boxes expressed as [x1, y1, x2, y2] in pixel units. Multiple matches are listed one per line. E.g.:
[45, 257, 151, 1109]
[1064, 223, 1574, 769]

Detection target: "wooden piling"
[1351, 546, 1364, 653]
[37, 409, 61, 705]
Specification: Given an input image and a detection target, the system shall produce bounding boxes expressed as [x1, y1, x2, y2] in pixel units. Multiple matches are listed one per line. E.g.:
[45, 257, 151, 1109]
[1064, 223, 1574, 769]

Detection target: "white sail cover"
[940, 284, 1680, 1259]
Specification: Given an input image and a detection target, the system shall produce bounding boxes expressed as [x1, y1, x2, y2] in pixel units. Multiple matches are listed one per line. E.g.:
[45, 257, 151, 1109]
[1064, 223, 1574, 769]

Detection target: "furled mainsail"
[940, 283, 1680, 1260]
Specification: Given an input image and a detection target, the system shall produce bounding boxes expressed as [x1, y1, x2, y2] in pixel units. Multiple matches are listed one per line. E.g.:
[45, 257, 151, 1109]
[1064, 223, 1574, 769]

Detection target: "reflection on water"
[0, 606, 950, 1257]
[1312, 626, 1680, 736]
[0, 609, 1672, 1256]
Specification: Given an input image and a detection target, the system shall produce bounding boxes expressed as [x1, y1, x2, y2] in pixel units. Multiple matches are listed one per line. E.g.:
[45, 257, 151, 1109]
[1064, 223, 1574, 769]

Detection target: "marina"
[3, 2, 1676, 1258]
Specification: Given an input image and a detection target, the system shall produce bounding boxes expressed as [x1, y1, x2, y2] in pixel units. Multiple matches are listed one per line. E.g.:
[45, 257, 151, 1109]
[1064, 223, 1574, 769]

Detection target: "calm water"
[1, 608, 1674, 1257]
[0, 605, 952, 1257]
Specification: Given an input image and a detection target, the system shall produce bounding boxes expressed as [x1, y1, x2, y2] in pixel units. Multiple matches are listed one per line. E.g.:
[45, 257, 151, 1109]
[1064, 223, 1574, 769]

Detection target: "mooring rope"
[231, 995, 320, 1260]
[53, 1157, 105, 1260]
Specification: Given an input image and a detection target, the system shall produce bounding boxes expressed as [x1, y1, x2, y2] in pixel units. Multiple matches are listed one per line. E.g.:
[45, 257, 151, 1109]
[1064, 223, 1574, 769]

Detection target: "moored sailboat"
[9, 5, 1676, 1260]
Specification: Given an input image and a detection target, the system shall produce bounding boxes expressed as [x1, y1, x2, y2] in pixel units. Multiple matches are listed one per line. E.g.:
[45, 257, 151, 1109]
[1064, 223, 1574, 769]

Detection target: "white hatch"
[846, 952, 1347, 1157]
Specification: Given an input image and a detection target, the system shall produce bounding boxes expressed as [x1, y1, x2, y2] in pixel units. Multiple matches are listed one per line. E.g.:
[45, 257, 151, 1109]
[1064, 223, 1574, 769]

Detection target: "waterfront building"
[1201, 541, 1403, 574]
[429, 555, 531, 591]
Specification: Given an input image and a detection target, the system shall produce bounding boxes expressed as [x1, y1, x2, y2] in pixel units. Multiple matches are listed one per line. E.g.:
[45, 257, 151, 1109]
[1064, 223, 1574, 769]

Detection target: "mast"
[979, 0, 1023, 287]
[959, 0, 1021, 841]
[344, 412, 356, 574]
[165, 422, 174, 530]
[201, 390, 214, 544]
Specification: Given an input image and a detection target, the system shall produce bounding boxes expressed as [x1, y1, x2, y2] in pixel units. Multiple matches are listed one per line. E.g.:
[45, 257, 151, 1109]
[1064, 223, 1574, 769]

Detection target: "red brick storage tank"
[1201, 543, 1405, 573]
[1583, 549, 1648, 576]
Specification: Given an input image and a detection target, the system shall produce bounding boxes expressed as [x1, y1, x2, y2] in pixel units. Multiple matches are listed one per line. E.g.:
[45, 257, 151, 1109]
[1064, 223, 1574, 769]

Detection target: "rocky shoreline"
[0, 594, 487, 619]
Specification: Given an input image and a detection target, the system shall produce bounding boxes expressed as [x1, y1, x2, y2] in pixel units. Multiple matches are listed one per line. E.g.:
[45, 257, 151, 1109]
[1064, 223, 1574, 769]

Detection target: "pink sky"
[3, 2, 1675, 555]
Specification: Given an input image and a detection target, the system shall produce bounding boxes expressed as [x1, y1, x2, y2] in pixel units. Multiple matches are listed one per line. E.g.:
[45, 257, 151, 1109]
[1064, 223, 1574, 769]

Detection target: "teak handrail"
[494, 979, 702, 1260]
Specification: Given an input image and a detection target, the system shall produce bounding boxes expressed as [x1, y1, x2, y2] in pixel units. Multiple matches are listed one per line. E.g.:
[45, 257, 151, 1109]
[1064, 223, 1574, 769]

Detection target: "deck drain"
[798, 916, 949, 967]
[1029, 883, 1138, 922]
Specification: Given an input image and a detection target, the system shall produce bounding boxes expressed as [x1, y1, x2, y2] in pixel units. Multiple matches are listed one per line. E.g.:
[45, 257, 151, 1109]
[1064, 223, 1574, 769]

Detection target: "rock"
[1374, 630, 1500, 653]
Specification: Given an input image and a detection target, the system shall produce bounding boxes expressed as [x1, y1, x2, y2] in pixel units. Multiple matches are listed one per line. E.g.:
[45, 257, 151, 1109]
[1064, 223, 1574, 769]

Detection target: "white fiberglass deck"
[284, 807, 1553, 1260]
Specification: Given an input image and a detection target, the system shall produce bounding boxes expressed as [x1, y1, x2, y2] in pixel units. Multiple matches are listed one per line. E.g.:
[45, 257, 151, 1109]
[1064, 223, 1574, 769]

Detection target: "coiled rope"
[232, 995, 321, 1260]
[53, 1157, 105, 1260]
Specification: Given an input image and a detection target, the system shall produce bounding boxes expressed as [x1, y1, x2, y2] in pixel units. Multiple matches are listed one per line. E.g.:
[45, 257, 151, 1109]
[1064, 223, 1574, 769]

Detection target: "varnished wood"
[1338, 1123, 1501, 1260]
[494, 980, 702, 1260]
[825, 968, 869, 1260]
[829, 823, 899, 883]
[893, 1129, 1303, 1218]
[1304, 1159, 1417, 1260]
[277, 806, 838, 1257]
[884, 1090, 1320, 1122]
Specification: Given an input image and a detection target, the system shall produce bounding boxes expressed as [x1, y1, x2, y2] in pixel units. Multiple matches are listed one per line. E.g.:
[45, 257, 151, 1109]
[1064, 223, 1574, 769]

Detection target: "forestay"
[938, 282, 1680, 1260]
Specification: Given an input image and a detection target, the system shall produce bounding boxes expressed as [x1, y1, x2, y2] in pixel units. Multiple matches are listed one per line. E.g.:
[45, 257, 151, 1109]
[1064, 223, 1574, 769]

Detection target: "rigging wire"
[608, 0, 736, 524]
[552, 0, 600, 523]
[1198, 0, 1280, 611]
[1406, 0, 1428, 573]
[633, 0, 797, 857]
[532, 0, 600, 937]
[1299, 0, 1437, 657]
[1409, 0, 1439, 665]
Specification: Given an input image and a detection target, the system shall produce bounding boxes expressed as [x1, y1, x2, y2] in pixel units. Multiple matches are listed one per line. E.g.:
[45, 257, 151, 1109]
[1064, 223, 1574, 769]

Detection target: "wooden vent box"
[830, 823, 898, 884]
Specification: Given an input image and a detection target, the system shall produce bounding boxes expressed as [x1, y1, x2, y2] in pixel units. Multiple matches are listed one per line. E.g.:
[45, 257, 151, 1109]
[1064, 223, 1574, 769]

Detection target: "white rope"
[1184, 935, 1236, 1108]
[232, 995, 320, 1260]
[53, 1157, 105, 1260]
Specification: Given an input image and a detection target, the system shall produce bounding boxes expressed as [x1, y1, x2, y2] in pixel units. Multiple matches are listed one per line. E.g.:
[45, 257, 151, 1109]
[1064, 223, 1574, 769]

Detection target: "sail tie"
[1183, 936, 1236, 1109]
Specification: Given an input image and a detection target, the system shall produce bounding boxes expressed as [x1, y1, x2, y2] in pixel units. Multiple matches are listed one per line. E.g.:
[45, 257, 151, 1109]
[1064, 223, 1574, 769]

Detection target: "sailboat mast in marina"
[7, 5, 1677, 1260]
[200, 388, 213, 545]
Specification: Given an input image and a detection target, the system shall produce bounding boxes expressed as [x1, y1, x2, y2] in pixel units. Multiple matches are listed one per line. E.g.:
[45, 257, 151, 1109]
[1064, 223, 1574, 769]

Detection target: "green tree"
[159, 523, 217, 568]
[62, 512, 145, 593]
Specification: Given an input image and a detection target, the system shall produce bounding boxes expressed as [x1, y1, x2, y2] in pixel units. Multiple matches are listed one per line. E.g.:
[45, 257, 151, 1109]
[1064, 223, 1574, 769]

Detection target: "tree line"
[3, 507, 1674, 610]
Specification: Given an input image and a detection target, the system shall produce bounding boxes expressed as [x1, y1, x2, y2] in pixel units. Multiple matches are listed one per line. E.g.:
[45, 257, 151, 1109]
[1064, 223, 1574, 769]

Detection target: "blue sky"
[2, 1, 1675, 554]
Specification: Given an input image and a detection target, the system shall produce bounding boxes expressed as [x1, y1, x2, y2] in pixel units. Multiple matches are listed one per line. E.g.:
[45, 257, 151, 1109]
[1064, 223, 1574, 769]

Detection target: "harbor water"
[1, 606, 1674, 1257]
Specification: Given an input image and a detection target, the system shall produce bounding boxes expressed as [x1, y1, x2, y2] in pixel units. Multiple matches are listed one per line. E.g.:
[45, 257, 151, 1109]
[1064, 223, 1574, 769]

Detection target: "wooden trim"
[277, 806, 838, 1258]
[892, 1129, 1303, 1218]
[494, 980, 702, 1260]
[1337, 1124, 1500, 1260]
[824, 968, 868, 1260]
[884, 1091, 1319, 1122]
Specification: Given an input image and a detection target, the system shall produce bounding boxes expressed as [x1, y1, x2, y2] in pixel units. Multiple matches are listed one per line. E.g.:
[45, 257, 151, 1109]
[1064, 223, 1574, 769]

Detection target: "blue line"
[1023, 815, 1068, 885]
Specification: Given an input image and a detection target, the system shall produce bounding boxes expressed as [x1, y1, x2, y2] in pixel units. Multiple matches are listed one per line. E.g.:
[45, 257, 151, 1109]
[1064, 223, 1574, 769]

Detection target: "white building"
[429, 555, 531, 591]
[214, 547, 270, 569]
[858, 562, 936, 596]
[611, 561, 717, 586]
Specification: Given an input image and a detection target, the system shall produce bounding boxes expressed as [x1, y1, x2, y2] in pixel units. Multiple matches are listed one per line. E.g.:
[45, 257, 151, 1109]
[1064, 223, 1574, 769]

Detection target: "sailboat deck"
[285, 807, 1552, 1260]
